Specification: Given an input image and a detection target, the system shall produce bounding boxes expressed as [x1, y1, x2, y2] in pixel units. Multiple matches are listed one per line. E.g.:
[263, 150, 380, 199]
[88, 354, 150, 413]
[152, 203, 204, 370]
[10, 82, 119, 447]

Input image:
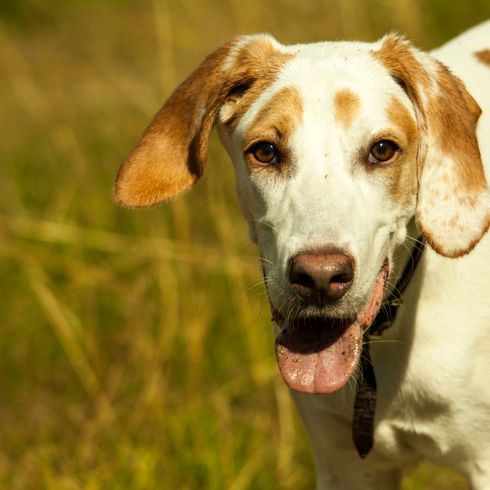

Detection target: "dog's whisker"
[364, 339, 403, 345]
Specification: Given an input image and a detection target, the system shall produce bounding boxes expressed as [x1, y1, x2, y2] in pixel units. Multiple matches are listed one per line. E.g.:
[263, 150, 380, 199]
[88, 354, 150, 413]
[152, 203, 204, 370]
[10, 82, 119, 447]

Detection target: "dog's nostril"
[331, 273, 352, 285]
[295, 273, 315, 289]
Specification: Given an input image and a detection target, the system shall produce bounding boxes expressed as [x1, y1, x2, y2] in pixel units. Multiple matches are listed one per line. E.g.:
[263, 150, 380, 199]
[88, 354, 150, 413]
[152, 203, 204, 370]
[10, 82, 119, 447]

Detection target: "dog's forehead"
[284, 40, 377, 71]
[300, 44, 402, 101]
[236, 40, 402, 134]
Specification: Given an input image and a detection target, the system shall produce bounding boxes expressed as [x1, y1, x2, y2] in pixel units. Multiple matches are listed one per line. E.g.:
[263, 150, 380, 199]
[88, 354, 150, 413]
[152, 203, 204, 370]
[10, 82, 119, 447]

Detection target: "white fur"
[218, 22, 490, 489]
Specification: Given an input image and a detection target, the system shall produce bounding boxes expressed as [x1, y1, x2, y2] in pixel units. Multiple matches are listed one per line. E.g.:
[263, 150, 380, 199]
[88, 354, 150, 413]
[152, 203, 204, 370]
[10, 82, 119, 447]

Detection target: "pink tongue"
[275, 264, 387, 394]
[276, 322, 362, 393]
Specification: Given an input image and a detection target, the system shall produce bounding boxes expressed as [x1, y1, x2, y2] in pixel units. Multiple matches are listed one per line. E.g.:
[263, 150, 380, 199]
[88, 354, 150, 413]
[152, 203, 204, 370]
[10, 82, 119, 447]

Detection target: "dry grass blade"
[228, 445, 269, 490]
[24, 258, 115, 424]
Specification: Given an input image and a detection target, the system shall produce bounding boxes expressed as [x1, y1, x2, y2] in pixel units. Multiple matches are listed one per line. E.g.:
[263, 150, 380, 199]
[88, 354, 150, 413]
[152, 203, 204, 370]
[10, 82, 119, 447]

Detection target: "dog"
[115, 21, 490, 489]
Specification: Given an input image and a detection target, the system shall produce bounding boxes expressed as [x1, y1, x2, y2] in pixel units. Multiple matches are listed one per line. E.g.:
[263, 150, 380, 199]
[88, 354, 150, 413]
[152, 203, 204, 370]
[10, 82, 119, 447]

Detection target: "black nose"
[288, 251, 354, 306]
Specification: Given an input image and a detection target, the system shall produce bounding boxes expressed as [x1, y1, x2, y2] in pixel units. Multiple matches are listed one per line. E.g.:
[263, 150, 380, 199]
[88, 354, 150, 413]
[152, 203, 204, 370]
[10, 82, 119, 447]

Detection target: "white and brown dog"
[115, 21, 490, 489]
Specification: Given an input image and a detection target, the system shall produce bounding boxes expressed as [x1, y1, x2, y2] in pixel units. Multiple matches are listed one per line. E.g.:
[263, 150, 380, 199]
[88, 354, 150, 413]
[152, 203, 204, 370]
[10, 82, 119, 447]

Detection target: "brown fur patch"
[220, 41, 294, 132]
[243, 86, 303, 177]
[475, 49, 490, 67]
[428, 63, 484, 192]
[334, 89, 360, 129]
[387, 96, 418, 146]
[373, 35, 432, 95]
[115, 36, 293, 207]
[383, 96, 418, 206]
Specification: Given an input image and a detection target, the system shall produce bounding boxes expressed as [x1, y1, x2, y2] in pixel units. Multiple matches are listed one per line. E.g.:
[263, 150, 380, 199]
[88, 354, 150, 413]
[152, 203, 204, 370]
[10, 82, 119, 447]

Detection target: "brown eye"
[249, 141, 279, 164]
[368, 140, 399, 164]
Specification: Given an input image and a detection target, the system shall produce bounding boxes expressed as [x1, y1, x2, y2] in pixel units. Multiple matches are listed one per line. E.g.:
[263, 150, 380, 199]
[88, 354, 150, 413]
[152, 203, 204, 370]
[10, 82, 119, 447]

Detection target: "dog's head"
[115, 34, 490, 393]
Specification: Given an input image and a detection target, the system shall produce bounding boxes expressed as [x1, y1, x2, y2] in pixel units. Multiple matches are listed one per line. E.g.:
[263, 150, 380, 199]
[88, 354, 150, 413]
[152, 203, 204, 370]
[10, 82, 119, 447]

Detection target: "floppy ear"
[114, 37, 241, 207]
[374, 35, 490, 257]
[115, 34, 286, 207]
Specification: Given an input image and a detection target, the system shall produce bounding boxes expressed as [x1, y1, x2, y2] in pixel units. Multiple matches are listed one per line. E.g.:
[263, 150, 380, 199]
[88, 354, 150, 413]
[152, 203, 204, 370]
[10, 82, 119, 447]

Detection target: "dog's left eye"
[249, 141, 280, 164]
[368, 140, 399, 164]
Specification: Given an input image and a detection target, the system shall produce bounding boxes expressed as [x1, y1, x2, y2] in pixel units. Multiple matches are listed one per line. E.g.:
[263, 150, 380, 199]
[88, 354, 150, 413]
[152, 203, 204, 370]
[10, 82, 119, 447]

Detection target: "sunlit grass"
[1, 1, 488, 488]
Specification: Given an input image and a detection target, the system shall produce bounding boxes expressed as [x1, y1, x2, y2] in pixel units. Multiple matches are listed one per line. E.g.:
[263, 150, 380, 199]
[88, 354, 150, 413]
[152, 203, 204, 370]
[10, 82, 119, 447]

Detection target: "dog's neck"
[353, 219, 425, 457]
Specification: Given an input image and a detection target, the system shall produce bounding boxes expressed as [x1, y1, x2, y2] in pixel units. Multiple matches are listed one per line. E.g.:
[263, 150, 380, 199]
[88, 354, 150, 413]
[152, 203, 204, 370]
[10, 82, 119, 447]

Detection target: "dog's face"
[115, 34, 490, 394]
[218, 40, 419, 322]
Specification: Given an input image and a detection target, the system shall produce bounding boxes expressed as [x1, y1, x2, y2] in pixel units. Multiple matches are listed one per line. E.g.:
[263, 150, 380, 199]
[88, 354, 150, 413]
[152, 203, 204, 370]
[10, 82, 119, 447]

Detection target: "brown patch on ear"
[427, 63, 484, 193]
[475, 49, 490, 67]
[334, 89, 360, 129]
[373, 35, 432, 97]
[373, 34, 490, 258]
[114, 106, 203, 207]
[115, 38, 241, 207]
[243, 85, 303, 177]
[115, 35, 293, 207]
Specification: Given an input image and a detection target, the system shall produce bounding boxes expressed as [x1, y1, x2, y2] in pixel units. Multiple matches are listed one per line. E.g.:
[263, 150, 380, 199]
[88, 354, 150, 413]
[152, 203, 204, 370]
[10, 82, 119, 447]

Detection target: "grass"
[1, 0, 488, 488]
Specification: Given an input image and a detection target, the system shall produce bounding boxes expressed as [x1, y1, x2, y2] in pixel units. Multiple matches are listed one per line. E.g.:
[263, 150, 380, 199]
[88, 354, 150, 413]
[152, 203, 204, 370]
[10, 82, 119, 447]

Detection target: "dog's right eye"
[248, 141, 280, 164]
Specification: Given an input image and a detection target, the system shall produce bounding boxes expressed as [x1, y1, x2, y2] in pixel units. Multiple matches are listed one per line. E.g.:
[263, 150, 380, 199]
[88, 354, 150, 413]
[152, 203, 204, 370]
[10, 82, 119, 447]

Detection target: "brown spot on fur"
[115, 35, 293, 207]
[475, 49, 490, 67]
[244, 86, 303, 177]
[448, 215, 460, 227]
[441, 173, 450, 184]
[334, 89, 360, 129]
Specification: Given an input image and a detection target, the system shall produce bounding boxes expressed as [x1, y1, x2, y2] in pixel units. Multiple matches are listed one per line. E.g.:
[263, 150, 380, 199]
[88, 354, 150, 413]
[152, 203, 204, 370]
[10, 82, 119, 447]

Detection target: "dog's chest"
[374, 390, 452, 463]
[372, 342, 474, 469]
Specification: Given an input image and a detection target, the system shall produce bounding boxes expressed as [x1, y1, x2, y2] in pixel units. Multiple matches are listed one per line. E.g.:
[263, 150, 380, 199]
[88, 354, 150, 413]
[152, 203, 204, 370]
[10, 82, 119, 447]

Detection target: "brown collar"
[352, 237, 426, 458]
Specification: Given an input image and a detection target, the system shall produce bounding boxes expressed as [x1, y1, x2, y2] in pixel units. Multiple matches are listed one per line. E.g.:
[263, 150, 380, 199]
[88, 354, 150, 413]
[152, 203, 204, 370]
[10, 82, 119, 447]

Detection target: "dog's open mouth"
[274, 262, 388, 394]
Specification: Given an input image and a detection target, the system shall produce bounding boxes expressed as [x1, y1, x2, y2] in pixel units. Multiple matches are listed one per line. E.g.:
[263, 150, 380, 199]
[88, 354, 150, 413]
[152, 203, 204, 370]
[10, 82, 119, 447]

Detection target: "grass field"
[1, 1, 489, 488]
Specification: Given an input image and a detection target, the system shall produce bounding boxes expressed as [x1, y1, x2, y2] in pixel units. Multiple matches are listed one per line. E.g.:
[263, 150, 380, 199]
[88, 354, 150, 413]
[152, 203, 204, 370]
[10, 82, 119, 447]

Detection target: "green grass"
[1, 0, 488, 488]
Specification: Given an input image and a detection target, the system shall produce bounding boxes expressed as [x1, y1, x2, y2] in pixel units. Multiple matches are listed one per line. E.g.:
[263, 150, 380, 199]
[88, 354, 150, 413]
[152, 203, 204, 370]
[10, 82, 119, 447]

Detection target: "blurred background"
[1, 1, 489, 488]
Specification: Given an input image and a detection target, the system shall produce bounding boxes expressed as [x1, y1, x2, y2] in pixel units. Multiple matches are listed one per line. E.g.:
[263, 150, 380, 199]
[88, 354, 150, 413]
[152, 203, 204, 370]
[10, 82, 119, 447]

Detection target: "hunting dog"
[115, 21, 490, 489]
